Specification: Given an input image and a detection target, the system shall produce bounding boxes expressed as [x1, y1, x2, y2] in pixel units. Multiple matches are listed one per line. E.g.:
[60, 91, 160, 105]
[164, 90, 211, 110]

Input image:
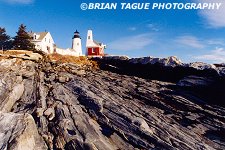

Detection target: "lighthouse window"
[77, 43, 79, 46]
[88, 36, 90, 39]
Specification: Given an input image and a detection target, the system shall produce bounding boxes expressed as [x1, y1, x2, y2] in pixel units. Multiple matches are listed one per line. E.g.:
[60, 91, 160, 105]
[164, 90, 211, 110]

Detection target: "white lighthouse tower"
[72, 30, 82, 56]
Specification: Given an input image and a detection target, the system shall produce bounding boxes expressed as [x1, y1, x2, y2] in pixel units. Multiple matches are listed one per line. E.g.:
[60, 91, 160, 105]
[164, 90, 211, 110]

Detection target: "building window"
[77, 43, 79, 46]
[88, 36, 90, 40]
[47, 46, 50, 52]
[92, 48, 95, 53]
[34, 35, 36, 40]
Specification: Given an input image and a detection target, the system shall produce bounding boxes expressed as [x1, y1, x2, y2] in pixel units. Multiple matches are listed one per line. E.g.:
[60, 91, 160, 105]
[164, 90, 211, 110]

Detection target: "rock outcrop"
[0, 53, 224, 150]
[0, 111, 47, 150]
[94, 56, 225, 106]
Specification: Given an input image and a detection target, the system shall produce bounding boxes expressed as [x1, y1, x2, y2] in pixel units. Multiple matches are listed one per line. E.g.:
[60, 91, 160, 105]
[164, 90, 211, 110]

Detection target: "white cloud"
[207, 39, 225, 46]
[195, 0, 225, 28]
[195, 47, 225, 63]
[1, 0, 33, 4]
[146, 24, 159, 32]
[175, 36, 204, 48]
[108, 34, 153, 51]
[128, 27, 137, 31]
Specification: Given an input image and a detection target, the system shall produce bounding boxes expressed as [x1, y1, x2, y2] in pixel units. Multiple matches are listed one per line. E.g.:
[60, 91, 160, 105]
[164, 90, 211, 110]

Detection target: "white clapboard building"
[29, 30, 82, 56]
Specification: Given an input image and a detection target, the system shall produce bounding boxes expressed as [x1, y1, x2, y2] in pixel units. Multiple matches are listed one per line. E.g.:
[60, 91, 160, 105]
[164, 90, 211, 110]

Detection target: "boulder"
[44, 108, 55, 121]
[0, 111, 47, 150]
[0, 83, 24, 113]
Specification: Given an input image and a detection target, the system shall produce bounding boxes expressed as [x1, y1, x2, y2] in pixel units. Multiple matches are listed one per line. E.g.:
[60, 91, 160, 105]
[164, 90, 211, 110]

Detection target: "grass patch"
[47, 53, 99, 69]
[2, 50, 29, 55]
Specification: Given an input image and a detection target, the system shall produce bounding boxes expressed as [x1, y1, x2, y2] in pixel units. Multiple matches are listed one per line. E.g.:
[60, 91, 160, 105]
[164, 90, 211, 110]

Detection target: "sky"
[0, 0, 225, 64]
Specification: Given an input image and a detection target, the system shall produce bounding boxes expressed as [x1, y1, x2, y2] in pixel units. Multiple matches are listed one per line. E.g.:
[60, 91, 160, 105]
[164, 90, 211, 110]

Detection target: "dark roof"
[74, 30, 79, 34]
[73, 30, 81, 39]
[94, 40, 102, 46]
[29, 32, 48, 41]
[37, 32, 48, 40]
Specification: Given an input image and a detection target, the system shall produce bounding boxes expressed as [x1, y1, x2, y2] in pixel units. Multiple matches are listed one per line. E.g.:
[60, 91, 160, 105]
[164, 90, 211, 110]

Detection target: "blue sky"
[0, 0, 225, 63]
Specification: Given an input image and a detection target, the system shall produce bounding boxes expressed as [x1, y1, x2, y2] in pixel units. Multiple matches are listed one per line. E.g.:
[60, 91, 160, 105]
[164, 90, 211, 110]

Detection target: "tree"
[0, 27, 12, 50]
[13, 24, 35, 50]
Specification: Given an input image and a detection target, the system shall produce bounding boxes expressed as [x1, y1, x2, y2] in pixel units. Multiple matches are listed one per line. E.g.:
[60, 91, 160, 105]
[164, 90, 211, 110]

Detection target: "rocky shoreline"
[94, 56, 225, 107]
[0, 53, 224, 149]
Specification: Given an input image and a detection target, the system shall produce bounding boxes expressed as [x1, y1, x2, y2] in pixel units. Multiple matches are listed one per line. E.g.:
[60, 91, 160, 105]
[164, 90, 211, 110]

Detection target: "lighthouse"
[86, 29, 106, 57]
[86, 30, 93, 46]
[72, 30, 82, 56]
